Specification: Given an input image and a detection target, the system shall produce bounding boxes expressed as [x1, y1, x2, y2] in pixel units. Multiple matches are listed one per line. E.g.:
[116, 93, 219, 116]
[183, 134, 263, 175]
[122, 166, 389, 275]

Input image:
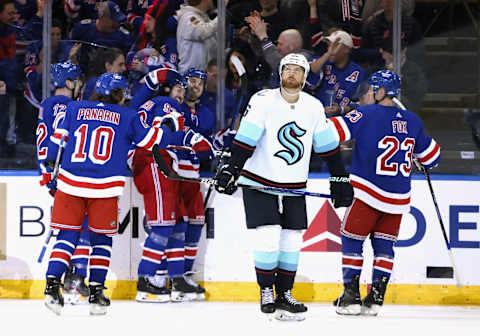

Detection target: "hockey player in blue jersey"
[215, 53, 354, 321]
[329, 70, 441, 316]
[42, 73, 189, 316]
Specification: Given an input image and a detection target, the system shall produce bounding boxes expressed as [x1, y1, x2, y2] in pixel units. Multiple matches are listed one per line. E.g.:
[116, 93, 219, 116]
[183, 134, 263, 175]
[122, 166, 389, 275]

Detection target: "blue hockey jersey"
[49, 100, 170, 198]
[37, 95, 73, 175]
[330, 104, 441, 214]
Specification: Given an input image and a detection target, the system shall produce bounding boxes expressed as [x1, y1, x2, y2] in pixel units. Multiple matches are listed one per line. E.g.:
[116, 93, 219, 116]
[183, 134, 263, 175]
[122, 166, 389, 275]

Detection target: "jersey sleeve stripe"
[313, 124, 339, 153]
[232, 139, 255, 152]
[416, 141, 440, 165]
[137, 127, 160, 150]
[236, 120, 264, 147]
[329, 117, 350, 142]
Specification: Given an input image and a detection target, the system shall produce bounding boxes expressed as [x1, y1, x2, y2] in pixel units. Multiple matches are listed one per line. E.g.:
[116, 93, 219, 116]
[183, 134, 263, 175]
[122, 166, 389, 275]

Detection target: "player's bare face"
[170, 84, 186, 104]
[187, 77, 204, 101]
[281, 65, 304, 90]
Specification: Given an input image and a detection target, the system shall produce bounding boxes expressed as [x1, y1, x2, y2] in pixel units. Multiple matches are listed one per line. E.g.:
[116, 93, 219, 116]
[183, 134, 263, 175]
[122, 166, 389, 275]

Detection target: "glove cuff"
[329, 176, 350, 183]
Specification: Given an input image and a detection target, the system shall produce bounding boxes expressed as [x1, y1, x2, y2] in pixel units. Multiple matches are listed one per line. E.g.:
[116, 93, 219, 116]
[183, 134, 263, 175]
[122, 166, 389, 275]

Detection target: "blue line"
[0, 170, 39, 176]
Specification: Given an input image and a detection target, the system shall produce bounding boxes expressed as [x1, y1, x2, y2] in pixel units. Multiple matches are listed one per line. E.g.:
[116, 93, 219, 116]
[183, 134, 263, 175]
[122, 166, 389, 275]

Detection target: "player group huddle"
[37, 53, 440, 322]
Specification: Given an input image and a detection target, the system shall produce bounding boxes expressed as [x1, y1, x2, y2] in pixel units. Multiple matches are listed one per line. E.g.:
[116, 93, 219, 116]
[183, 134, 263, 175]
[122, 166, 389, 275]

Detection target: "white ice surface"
[0, 300, 479, 336]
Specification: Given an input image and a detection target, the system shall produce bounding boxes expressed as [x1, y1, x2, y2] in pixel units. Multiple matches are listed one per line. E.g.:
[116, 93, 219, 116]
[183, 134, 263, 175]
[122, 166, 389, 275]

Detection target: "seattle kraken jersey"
[235, 88, 339, 191]
[49, 100, 166, 198]
[315, 60, 366, 108]
[36, 95, 73, 175]
[330, 104, 441, 214]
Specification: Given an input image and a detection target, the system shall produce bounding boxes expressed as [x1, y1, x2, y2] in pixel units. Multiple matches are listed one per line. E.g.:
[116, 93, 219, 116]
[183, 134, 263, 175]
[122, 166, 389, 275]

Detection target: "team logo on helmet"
[95, 73, 128, 95]
[275, 121, 306, 165]
[50, 61, 82, 88]
[368, 70, 402, 97]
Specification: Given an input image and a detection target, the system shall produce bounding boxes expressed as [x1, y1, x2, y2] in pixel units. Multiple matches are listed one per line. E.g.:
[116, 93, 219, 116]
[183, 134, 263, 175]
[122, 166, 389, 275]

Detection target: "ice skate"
[63, 266, 89, 305]
[88, 284, 110, 315]
[259, 287, 276, 320]
[274, 290, 307, 321]
[361, 276, 388, 316]
[170, 276, 198, 302]
[184, 272, 206, 301]
[136, 276, 171, 303]
[44, 277, 64, 316]
[335, 275, 361, 316]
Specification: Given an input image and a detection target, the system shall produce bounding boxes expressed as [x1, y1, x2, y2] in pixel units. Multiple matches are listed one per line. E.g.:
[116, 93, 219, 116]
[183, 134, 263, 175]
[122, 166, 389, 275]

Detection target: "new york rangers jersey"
[314, 60, 366, 108]
[235, 88, 339, 190]
[36, 95, 73, 174]
[49, 100, 169, 198]
[330, 104, 441, 214]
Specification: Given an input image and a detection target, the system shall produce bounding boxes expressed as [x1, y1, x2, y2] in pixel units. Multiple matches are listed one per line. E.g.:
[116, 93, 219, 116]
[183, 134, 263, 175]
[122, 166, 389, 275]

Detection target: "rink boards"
[0, 172, 479, 304]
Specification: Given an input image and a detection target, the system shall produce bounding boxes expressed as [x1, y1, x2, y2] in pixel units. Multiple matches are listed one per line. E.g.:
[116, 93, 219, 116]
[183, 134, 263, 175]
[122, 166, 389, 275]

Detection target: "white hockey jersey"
[235, 88, 339, 192]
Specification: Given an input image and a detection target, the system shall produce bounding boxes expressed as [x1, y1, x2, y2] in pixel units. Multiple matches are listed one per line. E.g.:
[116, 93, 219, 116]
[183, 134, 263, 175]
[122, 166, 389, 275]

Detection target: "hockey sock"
[88, 233, 112, 285]
[254, 250, 279, 288]
[166, 221, 187, 278]
[371, 237, 395, 282]
[71, 218, 90, 278]
[184, 223, 203, 273]
[46, 229, 80, 279]
[341, 235, 364, 284]
[276, 229, 301, 293]
[138, 225, 174, 277]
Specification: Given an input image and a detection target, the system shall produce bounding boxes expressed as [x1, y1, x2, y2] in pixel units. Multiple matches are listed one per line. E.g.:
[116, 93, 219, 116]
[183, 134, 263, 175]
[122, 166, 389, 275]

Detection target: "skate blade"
[361, 304, 380, 316]
[336, 304, 361, 316]
[195, 293, 206, 301]
[135, 292, 170, 303]
[274, 309, 305, 322]
[64, 293, 88, 305]
[44, 296, 62, 316]
[89, 304, 108, 316]
[170, 291, 197, 302]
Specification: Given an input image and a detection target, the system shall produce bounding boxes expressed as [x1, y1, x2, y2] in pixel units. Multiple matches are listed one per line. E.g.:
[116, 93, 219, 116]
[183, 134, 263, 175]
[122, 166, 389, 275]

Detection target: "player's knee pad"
[371, 237, 395, 259]
[278, 229, 303, 272]
[251, 224, 282, 252]
[148, 226, 174, 248]
[341, 234, 364, 255]
[57, 229, 81, 246]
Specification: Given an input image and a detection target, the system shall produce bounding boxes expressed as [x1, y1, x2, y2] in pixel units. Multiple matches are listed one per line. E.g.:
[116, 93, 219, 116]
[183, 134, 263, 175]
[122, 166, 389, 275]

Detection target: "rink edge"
[0, 280, 479, 305]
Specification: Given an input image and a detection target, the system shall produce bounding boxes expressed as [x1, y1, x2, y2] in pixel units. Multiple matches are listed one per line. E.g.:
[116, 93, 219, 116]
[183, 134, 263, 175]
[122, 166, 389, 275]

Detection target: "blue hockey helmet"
[95, 73, 128, 95]
[50, 61, 82, 88]
[368, 70, 402, 97]
[184, 68, 207, 81]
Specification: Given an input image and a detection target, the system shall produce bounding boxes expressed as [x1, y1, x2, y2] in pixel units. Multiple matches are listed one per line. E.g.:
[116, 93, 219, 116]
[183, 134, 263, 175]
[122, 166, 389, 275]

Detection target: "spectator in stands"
[176, 0, 229, 74]
[83, 47, 126, 99]
[310, 29, 367, 116]
[0, 0, 17, 157]
[255, 0, 291, 42]
[64, 0, 110, 21]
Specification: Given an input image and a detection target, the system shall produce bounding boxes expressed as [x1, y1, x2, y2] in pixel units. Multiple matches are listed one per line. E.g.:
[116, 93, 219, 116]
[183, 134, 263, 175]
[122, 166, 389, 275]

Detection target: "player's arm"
[413, 122, 441, 170]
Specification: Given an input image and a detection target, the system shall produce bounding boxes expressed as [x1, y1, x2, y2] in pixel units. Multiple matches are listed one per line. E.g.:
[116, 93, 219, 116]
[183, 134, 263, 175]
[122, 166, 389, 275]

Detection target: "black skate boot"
[88, 284, 110, 315]
[136, 276, 171, 303]
[335, 275, 361, 315]
[63, 265, 89, 304]
[171, 276, 199, 302]
[361, 276, 389, 316]
[260, 287, 276, 315]
[184, 272, 206, 301]
[44, 277, 64, 315]
[274, 290, 307, 321]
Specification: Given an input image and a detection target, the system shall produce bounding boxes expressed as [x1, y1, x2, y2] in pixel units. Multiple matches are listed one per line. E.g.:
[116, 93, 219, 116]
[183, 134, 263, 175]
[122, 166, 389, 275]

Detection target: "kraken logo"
[275, 122, 306, 165]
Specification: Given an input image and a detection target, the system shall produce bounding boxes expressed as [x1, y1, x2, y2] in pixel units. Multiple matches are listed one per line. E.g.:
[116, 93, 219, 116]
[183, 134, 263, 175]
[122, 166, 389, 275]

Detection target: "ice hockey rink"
[0, 300, 478, 335]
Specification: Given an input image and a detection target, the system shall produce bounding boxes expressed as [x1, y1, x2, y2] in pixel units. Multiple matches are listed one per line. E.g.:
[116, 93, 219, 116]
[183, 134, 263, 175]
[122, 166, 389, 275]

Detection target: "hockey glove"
[213, 128, 237, 151]
[215, 164, 240, 195]
[329, 175, 354, 208]
[39, 160, 58, 192]
[182, 110, 199, 130]
[158, 111, 185, 132]
[145, 68, 182, 91]
[163, 128, 186, 147]
[183, 129, 214, 161]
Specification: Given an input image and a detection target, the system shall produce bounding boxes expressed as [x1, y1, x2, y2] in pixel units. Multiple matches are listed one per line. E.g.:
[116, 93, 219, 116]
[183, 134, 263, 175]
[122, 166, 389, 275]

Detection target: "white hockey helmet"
[279, 53, 310, 87]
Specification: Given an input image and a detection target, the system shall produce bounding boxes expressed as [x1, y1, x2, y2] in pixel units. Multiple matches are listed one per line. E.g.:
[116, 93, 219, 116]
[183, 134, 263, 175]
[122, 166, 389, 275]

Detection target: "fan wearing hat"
[309, 29, 367, 116]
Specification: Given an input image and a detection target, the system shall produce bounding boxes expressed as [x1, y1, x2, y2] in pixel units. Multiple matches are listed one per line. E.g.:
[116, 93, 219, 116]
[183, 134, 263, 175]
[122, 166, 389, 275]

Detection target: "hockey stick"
[37, 135, 65, 263]
[153, 144, 330, 198]
[393, 97, 462, 288]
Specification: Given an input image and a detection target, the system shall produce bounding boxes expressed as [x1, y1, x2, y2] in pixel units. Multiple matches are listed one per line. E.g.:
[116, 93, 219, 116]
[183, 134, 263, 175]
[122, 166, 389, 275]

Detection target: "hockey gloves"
[145, 68, 182, 91]
[159, 111, 185, 132]
[329, 175, 354, 208]
[182, 110, 199, 130]
[213, 128, 237, 151]
[184, 129, 214, 160]
[39, 159, 58, 193]
[215, 163, 240, 195]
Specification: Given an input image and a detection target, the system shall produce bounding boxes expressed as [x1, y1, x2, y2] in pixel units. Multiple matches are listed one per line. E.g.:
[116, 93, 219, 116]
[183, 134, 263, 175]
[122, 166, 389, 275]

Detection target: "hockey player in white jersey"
[214, 53, 354, 321]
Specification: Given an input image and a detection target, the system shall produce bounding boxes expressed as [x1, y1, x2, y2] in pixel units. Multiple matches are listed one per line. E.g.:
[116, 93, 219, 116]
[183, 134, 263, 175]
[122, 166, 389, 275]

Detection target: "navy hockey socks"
[71, 218, 90, 278]
[371, 237, 394, 282]
[46, 229, 80, 280]
[341, 235, 364, 284]
[165, 221, 187, 278]
[184, 223, 203, 273]
[138, 226, 173, 277]
[275, 268, 297, 294]
[88, 233, 112, 285]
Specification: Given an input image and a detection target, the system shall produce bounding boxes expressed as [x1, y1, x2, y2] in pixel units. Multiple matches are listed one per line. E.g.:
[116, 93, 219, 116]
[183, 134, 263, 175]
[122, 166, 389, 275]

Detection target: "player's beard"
[281, 77, 302, 90]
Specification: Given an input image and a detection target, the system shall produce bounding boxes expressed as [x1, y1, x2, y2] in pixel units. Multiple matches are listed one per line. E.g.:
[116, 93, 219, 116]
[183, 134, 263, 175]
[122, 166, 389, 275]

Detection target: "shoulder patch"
[80, 19, 92, 24]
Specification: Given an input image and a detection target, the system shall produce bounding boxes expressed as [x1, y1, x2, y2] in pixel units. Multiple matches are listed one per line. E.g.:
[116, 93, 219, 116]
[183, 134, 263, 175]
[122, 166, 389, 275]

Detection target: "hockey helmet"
[279, 53, 310, 88]
[184, 68, 207, 82]
[95, 73, 128, 96]
[368, 70, 402, 97]
[50, 61, 82, 88]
